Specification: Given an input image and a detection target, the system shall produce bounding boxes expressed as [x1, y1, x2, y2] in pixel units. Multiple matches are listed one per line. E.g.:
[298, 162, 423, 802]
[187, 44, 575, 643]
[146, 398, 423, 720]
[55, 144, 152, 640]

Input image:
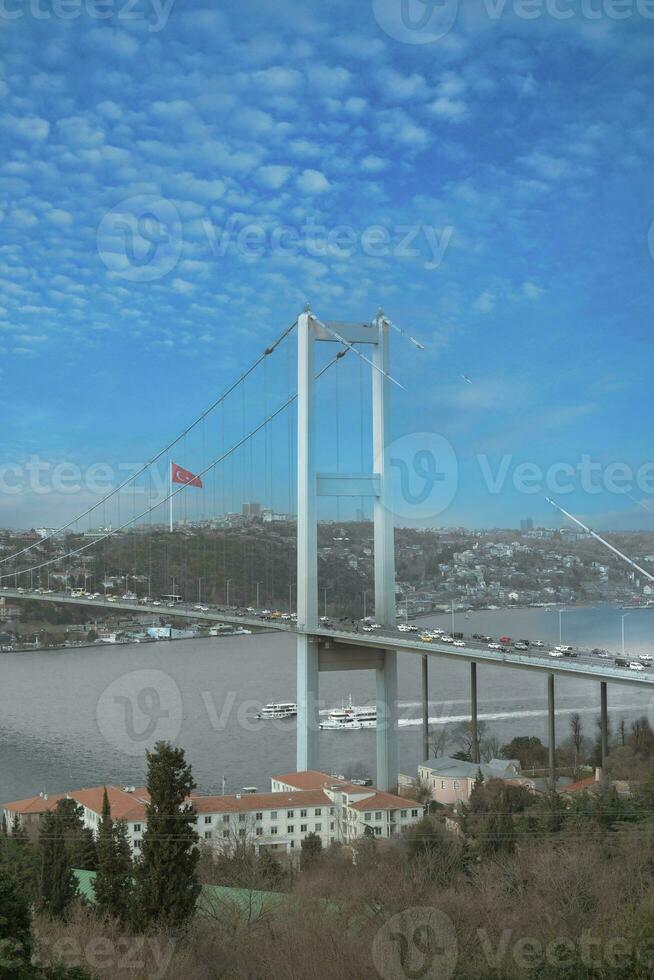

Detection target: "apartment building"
[3, 771, 423, 859]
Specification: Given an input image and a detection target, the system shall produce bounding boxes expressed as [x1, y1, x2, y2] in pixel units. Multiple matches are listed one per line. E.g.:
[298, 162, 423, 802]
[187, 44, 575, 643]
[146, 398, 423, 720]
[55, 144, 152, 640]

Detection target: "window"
[133, 823, 141, 832]
[255, 812, 263, 821]
[287, 810, 294, 818]
[441, 781, 446, 789]
[374, 827, 382, 836]
[314, 808, 322, 816]
[364, 812, 371, 821]
[330, 822, 335, 831]
[238, 829, 246, 838]
[453, 781, 460, 790]
[133, 840, 141, 850]
[315, 823, 322, 832]
[204, 815, 212, 824]
[204, 831, 212, 840]
[270, 811, 277, 819]
[300, 809, 307, 817]
[287, 824, 294, 833]
[300, 823, 307, 832]
[330, 807, 335, 815]
[238, 814, 246, 823]
[270, 826, 277, 835]
[400, 810, 407, 818]
[255, 827, 263, 836]
[222, 830, 229, 838]
[290, 840, 295, 848]
[375, 811, 382, 820]
[222, 815, 229, 824]
[411, 809, 419, 817]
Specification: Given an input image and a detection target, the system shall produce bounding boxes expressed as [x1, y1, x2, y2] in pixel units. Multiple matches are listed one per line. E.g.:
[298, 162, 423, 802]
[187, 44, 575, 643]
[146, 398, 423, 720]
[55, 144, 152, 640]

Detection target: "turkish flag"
[171, 462, 203, 488]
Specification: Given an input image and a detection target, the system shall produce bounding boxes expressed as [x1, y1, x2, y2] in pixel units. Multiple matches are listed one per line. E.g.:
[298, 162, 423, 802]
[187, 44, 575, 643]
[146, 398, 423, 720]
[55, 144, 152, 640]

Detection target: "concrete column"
[296, 634, 320, 771]
[600, 681, 609, 769]
[548, 673, 556, 788]
[471, 662, 480, 765]
[296, 311, 319, 773]
[421, 655, 429, 763]
[377, 650, 399, 792]
[372, 314, 396, 628]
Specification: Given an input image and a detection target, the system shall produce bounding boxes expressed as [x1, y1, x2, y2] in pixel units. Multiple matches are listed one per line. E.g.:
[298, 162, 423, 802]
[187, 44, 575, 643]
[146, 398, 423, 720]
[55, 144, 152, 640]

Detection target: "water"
[1, 606, 653, 804]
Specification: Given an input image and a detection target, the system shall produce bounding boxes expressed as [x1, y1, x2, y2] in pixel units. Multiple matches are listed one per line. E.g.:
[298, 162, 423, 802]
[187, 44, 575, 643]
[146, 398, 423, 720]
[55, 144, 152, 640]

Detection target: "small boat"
[257, 701, 297, 719]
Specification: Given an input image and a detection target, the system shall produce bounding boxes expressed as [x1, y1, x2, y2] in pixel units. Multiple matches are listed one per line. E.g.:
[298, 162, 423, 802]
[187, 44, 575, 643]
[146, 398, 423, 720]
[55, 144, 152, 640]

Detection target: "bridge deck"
[2, 588, 652, 687]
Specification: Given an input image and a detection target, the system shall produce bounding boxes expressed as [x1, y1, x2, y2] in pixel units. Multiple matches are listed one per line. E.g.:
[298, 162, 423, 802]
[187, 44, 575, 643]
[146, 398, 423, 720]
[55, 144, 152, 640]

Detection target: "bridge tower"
[295, 309, 398, 791]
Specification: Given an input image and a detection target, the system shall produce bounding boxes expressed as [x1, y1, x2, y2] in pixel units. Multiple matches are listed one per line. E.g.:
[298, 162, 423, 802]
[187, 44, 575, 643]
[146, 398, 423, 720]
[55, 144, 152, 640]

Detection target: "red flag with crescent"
[171, 462, 203, 488]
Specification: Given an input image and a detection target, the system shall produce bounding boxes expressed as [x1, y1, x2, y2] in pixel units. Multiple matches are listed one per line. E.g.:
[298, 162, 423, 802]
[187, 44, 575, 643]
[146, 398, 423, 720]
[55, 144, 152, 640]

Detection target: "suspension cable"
[1, 318, 299, 565]
[2, 348, 348, 582]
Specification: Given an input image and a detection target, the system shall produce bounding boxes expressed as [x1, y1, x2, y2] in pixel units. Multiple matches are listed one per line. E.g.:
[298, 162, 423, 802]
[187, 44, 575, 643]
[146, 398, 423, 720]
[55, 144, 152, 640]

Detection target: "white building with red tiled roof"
[3, 772, 423, 859]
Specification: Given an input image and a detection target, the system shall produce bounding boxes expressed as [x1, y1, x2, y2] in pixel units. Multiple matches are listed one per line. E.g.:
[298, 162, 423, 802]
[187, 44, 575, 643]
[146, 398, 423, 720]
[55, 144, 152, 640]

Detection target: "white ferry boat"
[257, 701, 297, 719]
[319, 698, 377, 730]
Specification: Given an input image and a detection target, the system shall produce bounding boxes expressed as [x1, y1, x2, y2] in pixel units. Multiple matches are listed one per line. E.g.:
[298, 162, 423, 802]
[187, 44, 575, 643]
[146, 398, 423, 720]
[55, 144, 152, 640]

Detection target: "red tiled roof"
[2, 793, 66, 815]
[349, 791, 421, 811]
[273, 770, 347, 790]
[71, 786, 150, 822]
[560, 776, 598, 795]
[190, 790, 330, 814]
[272, 770, 372, 795]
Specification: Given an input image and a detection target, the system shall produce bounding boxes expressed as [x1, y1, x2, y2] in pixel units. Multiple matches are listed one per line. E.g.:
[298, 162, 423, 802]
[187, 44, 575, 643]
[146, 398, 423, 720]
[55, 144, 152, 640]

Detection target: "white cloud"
[252, 67, 302, 92]
[520, 151, 570, 180]
[85, 29, 139, 60]
[45, 209, 73, 227]
[429, 97, 468, 122]
[307, 65, 351, 94]
[474, 291, 495, 314]
[256, 165, 293, 189]
[376, 69, 428, 101]
[378, 109, 429, 149]
[56, 116, 105, 148]
[2, 114, 50, 142]
[296, 169, 331, 194]
[523, 281, 544, 300]
[361, 155, 389, 174]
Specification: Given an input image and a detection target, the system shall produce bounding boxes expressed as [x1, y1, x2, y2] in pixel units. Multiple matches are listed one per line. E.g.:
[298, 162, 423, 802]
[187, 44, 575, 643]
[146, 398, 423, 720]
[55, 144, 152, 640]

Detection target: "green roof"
[74, 869, 288, 922]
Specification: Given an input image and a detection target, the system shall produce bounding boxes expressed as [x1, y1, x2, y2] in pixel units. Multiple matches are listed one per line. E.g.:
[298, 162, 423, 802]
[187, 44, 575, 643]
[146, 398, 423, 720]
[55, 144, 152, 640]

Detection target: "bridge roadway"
[3, 587, 653, 688]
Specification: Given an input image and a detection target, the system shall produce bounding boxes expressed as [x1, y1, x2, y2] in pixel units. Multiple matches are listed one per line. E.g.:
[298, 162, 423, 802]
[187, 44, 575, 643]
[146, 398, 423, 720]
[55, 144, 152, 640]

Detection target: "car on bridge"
[487, 642, 502, 650]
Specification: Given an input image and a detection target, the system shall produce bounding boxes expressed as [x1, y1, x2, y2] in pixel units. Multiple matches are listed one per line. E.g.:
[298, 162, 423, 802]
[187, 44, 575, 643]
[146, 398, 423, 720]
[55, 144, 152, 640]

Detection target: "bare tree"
[569, 712, 583, 775]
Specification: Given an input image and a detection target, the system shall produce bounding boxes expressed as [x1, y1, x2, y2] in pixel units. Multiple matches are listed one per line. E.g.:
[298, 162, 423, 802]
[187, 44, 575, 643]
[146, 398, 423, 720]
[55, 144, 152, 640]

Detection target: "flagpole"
[169, 460, 173, 533]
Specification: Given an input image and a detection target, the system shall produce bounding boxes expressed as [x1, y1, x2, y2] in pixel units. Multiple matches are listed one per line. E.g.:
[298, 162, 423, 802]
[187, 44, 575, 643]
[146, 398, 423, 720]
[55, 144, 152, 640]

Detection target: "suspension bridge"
[1, 309, 651, 791]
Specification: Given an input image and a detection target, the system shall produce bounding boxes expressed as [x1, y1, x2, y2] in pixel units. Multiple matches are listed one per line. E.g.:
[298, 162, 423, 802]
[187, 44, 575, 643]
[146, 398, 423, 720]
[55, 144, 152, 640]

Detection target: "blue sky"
[0, 0, 653, 530]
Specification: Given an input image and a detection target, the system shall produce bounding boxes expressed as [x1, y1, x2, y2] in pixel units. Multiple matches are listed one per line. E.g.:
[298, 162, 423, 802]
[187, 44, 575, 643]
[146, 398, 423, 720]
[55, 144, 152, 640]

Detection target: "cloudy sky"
[0, 0, 652, 529]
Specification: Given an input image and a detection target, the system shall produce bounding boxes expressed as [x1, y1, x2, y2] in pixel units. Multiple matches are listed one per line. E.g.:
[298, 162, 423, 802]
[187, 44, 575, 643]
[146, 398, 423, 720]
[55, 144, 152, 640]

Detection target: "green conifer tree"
[132, 741, 200, 930]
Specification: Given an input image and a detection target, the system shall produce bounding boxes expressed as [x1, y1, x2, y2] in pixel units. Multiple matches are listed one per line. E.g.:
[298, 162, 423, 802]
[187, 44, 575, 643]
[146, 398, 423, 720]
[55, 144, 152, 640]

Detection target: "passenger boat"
[319, 697, 377, 730]
[257, 701, 297, 719]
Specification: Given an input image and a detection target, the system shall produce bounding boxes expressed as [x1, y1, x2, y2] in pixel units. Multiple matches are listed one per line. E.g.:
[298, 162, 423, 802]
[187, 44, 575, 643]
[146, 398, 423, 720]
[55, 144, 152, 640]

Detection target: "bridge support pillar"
[548, 673, 556, 789]
[421, 655, 429, 764]
[296, 634, 320, 771]
[471, 662, 480, 765]
[600, 681, 609, 770]
[376, 650, 399, 792]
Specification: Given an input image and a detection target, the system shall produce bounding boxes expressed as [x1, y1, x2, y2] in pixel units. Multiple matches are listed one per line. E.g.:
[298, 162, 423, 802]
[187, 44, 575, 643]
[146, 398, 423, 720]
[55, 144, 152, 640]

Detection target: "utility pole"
[621, 613, 630, 657]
